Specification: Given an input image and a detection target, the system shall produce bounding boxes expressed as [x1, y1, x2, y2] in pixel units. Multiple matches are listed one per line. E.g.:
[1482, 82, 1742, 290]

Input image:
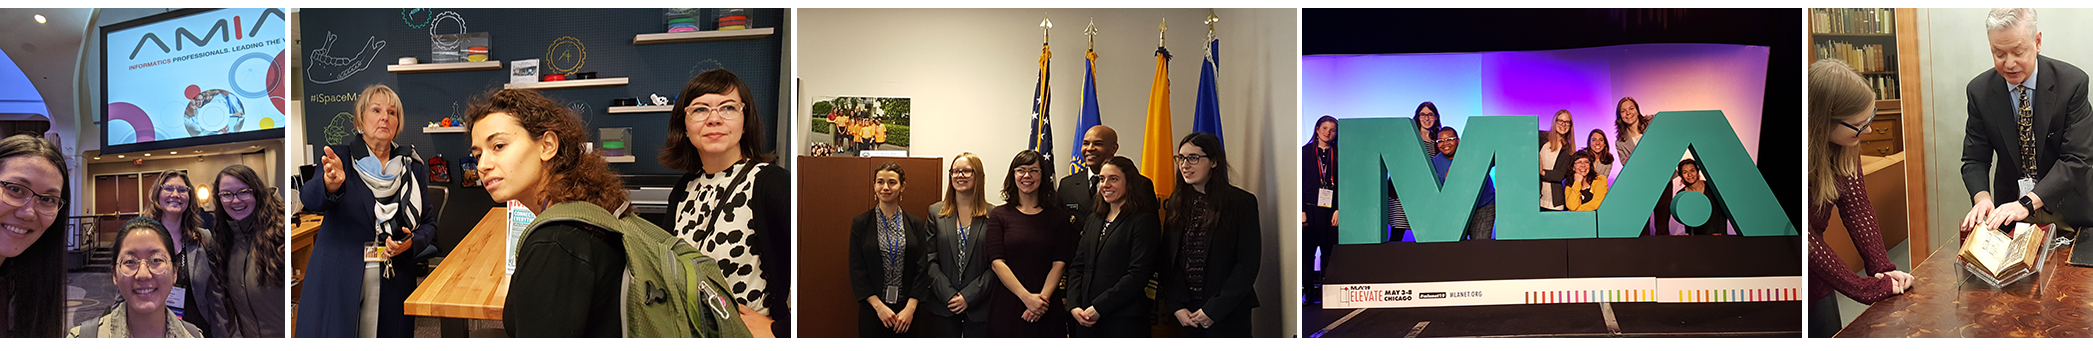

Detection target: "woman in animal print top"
[658, 69, 792, 337]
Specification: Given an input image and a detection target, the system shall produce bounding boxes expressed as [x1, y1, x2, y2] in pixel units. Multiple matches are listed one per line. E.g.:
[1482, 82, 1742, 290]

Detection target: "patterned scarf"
[353, 140, 423, 278]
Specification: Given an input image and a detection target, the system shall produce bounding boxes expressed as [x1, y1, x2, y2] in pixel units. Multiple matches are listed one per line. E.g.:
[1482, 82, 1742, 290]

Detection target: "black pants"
[921, 314, 988, 338]
[857, 301, 915, 338]
[1809, 294, 1841, 338]
[1177, 308, 1253, 337]
[1069, 315, 1148, 338]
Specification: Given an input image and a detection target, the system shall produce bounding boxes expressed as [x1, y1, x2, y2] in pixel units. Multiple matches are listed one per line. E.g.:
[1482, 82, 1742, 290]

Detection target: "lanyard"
[1317, 147, 1335, 188]
[879, 210, 904, 271]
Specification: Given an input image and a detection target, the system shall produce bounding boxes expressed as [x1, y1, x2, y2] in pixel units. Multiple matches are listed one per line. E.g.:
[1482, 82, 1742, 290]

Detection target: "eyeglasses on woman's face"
[0, 180, 64, 215]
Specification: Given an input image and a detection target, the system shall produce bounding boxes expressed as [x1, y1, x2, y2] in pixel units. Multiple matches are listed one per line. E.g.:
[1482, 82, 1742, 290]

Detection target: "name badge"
[2019, 178, 2037, 200]
[166, 286, 187, 310]
[1318, 188, 1335, 208]
[883, 285, 903, 305]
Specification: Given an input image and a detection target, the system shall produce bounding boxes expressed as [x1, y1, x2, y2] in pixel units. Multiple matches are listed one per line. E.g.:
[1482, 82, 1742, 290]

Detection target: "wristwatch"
[2019, 195, 2036, 210]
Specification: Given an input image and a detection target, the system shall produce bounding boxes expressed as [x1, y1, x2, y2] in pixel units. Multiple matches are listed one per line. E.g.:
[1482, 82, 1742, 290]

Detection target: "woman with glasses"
[210, 164, 286, 337]
[924, 152, 994, 337]
[298, 84, 436, 338]
[984, 150, 1073, 337]
[1068, 156, 1158, 338]
[1388, 103, 1441, 240]
[1540, 110, 1577, 211]
[1160, 133, 1261, 337]
[1807, 59, 1911, 337]
[1429, 127, 1495, 240]
[1566, 151, 1609, 212]
[69, 218, 206, 338]
[659, 69, 791, 336]
[148, 170, 225, 337]
[0, 135, 70, 337]
[848, 163, 930, 337]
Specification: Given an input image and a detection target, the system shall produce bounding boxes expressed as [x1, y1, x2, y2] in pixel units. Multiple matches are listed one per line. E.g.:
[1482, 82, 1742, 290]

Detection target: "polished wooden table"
[404, 208, 512, 336]
[1836, 234, 2093, 337]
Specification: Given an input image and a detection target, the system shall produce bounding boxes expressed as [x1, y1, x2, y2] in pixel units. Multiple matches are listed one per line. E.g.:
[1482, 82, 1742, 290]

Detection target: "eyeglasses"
[685, 102, 744, 122]
[118, 256, 172, 275]
[1839, 114, 1874, 135]
[1174, 154, 1210, 165]
[159, 185, 191, 194]
[1012, 168, 1042, 176]
[0, 180, 64, 215]
[1436, 137, 1460, 143]
[950, 168, 975, 177]
[217, 189, 257, 202]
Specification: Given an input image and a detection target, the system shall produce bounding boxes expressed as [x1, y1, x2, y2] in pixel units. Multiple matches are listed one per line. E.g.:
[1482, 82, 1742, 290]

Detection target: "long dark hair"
[1165, 133, 1231, 229]
[1582, 129, 1615, 165]
[660, 69, 773, 173]
[467, 89, 629, 212]
[1310, 115, 1339, 148]
[0, 134, 67, 337]
[1001, 149, 1058, 207]
[209, 163, 285, 335]
[1090, 156, 1157, 219]
[147, 170, 205, 249]
[1414, 102, 1442, 133]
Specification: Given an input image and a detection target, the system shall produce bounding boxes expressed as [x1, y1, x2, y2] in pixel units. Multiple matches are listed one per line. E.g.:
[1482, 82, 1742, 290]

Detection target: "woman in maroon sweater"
[1807, 59, 1914, 337]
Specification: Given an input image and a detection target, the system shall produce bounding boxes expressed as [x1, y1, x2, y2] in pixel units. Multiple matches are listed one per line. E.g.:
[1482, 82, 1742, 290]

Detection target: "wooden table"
[289, 213, 323, 338]
[403, 208, 512, 337]
[1836, 233, 2093, 337]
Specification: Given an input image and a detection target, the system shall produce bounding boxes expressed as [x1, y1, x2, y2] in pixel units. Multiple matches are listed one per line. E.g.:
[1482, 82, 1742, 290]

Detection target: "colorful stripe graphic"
[1674, 288, 1802, 302]
[1524, 289, 1661, 304]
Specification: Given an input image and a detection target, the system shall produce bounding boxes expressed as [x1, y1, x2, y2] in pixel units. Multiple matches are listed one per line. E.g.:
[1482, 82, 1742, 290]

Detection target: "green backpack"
[525, 201, 754, 338]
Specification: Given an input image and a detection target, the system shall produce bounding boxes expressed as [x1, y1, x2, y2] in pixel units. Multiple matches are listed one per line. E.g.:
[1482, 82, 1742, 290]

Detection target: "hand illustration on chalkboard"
[306, 32, 387, 85]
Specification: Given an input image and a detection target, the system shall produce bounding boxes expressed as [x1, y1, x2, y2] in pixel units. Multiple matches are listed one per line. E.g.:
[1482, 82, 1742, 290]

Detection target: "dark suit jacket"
[848, 209, 933, 308]
[1161, 184, 1264, 323]
[922, 202, 993, 320]
[1057, 168, 1096, 227]
[1963, 55, 2093, 226]
[1068, 210, 1159, 319]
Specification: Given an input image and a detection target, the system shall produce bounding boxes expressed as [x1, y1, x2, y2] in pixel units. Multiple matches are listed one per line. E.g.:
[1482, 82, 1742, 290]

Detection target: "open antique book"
[1959, 222, 2046, 282]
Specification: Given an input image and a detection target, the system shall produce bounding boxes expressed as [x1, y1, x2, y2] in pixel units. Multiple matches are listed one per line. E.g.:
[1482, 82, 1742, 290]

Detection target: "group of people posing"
[1300, 100, 1740, 301]
[847, 125, 1262, 338]
[296, 69, 788, 337]
[0, 133, 284, 338]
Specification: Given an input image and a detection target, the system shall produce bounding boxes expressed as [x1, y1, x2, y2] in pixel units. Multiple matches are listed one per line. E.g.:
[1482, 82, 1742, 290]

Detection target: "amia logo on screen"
[126, 8, 287, 60]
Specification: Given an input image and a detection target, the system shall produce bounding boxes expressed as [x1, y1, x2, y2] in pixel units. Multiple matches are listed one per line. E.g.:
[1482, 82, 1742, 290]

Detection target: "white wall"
[801, 8, 1299, 337]
[1916, 8, 2093, 257]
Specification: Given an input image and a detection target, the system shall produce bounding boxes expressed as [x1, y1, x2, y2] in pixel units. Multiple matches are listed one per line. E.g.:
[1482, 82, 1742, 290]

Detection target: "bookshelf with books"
[1810, 8, 1920, 158]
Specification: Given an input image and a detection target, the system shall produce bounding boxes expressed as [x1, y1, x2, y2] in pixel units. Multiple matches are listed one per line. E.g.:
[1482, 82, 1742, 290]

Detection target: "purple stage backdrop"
[1301, 43, 1770, 179]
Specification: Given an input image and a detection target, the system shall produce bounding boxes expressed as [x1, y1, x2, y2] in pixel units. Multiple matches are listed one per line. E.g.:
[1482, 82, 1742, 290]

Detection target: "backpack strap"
[694, 164, 759, 246]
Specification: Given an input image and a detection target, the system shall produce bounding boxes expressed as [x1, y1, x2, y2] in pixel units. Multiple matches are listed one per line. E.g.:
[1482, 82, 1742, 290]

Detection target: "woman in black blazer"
[924, 152, 995, 337]
[1163, 132, 1263, 337]
[1301, 116, 1337, 304]
[1067, 156, 1160, 338]
[849, 162, 932, 337]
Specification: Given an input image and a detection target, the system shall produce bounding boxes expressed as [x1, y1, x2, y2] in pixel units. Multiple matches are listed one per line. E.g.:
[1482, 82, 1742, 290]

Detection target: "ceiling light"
[93, 157, 100, 160]
[117, 155, 124, 158]
[144, 153, 151, 156]
[34, 14, 46, 24]
[170, 151, 177, 155]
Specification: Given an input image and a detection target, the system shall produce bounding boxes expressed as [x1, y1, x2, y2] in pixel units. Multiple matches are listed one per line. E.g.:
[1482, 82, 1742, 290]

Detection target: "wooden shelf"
[1813, 33, 1896, 37]
[632, 27, 775, 45]
[424, 126, 467, 134]
[608, 106, 673, 114]
[504, 77, 629, 90]
[604, 155, 636, 163]
[1859, 71, 1897, 75]
[388, 61, 503, 73]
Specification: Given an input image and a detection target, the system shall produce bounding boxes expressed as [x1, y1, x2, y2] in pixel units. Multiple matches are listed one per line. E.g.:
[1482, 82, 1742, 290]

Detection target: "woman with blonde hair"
[1539, 110, 1577, 211]
[1807, 59, 1912, 337]
[297, 84, 436, 338]
[924, 152, 995, 337]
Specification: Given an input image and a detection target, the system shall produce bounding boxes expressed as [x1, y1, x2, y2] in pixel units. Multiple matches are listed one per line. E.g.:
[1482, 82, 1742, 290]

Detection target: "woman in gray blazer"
[924, 152, 995, 337]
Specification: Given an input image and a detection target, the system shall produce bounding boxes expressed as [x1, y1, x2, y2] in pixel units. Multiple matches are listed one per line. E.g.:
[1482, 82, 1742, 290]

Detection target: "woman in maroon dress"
[983, 150, 1074, 337]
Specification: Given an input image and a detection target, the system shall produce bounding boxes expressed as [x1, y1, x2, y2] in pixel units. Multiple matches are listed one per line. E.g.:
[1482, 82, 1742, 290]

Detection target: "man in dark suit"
[1963, 8, 2093, 234]
[1058, 125, 1120, 226]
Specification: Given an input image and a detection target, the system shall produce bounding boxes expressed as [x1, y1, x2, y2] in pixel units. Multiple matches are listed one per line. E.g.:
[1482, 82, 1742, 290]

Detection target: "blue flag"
[1192, 38, 1223, 142]
[1029, 44, 1055, 177]
[1071, 48, 1102, 174]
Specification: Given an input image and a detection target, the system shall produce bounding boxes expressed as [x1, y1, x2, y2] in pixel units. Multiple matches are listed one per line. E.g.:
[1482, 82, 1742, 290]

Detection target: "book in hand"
[1958, 222, 2047, 285]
